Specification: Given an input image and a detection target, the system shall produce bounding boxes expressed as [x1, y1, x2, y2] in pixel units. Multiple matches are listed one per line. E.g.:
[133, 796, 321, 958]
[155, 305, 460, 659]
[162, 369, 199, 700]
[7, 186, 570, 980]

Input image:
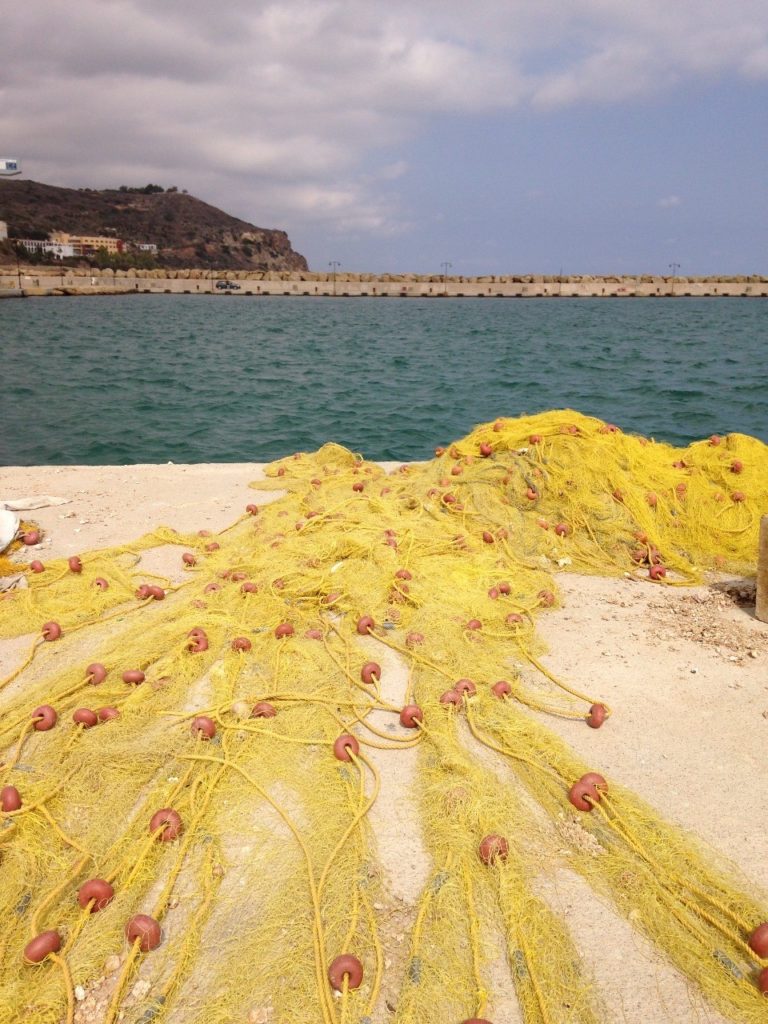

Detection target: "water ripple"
[0, 295, 766, 464]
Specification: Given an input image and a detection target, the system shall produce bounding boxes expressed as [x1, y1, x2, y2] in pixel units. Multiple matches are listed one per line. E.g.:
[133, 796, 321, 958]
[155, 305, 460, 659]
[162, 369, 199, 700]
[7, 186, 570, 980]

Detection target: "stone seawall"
[1, 267, 767, 298]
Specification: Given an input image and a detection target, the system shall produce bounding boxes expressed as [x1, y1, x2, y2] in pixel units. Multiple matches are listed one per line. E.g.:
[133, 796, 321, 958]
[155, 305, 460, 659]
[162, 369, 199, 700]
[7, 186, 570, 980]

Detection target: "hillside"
[0, 179, 308, 271]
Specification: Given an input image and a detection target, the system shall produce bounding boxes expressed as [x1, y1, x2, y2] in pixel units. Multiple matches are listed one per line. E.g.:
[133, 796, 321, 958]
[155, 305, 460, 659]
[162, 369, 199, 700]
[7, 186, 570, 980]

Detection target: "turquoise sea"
[1, 295, 766, 464]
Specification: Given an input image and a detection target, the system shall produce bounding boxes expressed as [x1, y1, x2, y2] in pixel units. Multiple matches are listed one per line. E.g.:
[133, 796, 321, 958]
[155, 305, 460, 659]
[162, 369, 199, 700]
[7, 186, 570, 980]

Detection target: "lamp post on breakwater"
[668, 262, 680, 297]
[440, 261, 452, 296]
[328, 261, 340, 296]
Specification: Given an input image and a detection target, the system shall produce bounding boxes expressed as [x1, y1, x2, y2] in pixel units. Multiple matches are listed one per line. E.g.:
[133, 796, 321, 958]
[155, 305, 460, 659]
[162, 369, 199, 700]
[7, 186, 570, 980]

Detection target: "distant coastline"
[1, 265, 766, 299]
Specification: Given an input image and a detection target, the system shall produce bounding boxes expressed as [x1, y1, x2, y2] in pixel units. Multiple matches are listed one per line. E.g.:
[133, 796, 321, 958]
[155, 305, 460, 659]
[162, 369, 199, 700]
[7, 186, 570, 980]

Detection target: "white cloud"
[1, 1, 766, 251]
[658, 196, 682, 208]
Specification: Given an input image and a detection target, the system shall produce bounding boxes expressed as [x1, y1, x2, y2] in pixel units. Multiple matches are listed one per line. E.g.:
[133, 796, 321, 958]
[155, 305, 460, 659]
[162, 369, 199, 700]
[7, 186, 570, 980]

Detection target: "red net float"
[149, 808, 182, 842]
[241, 581, 257, 593]
[231, 637, 252, 652]
[455, 679, 476, 697]
[125, 914, 162, 952]
[649, 564, 667, 580]
[32, 705, 57, 731]
[360, 662, 381, 685]
[442, 492, 457, 504]
[730, 459, 744, 474]
[73, 708, 98, 728]
[197, 530, 211, 537]
[466, 619, 482, 631]
[352, 481, 364, 492]
[580, 773, 608, 800]
[439, 690, 461, 707]
[204, 582, 221, 594]
[77, 878, 114, 913]
[479, 834, 509, 865]
[304, 628, 323, 640]
[505, 613, 524, 626]
[29, 560, 46, 572]
[246, 504, 259, 515]
[230, 571, 246, 581]
[646, 492, 658, 508]
[537, 590, 555, 607]
[554, 522, 571, 537]
[68, 556, 82, 573]
[328, 954, 363, 991]
[93, 577, 109, 590]
[479, 442, 492, 456]
[451, 465, 462, 476]
[395, 568, 412, 580]
[498, 581, 511, 595]
[251, 702, 276, 718]
[135, 584, 152, 600]
[1, 785, 21, 811]
[274, 622, 294, 638]
[204, 542, 220, 552]
[188, 626, 207, 640]
[405, 631, 424, 648]
[23, 930, 61, 963]
[191, 716, 216, 739]
[529, 434, 543, 444]
[122, 669, 145, 685]
[487, 586, 500, 600]
[182, 552, 197, 566]
[148, 586, 165, 600]
[599, 423, 619, 433]
[22, 529, 41, 545]
[586, 703, 607, 729]
[748, 923, 768, 957]
[491, 680, 512, 699]
[399, 705, 423, 729]
[97, 707, 120, 722]
[709, 434, 722, 446]
[333, 734, 359, 762]
[525, 487, 538, 501]
[356, 615, 375, 635]
[187, 633, 209, 653]
[41, 621, 62, 641]
[732, 490, 746, 502]
[482, 531, 495, 544]
[434, 446, 446, 457]
[568, 780, 596, 811]
[758, 968, 768, 994]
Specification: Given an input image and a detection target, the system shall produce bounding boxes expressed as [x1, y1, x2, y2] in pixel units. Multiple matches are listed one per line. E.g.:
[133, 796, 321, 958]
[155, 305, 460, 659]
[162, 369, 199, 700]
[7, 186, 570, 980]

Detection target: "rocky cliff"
[0, 179, 308, 271]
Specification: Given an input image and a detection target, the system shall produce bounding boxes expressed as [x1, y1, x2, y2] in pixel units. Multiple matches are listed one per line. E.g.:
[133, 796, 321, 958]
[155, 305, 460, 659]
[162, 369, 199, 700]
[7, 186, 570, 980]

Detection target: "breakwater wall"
[1, 267, 767, 299]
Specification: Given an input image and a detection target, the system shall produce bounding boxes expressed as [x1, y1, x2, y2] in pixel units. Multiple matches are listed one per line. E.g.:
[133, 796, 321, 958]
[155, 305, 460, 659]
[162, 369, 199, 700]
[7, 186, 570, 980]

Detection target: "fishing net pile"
[0, 409, 767, 1024]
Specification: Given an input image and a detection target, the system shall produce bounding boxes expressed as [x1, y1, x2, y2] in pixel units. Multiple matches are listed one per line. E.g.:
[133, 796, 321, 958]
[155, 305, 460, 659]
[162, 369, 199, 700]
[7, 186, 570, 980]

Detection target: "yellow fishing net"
[0, 409, 766, 1024]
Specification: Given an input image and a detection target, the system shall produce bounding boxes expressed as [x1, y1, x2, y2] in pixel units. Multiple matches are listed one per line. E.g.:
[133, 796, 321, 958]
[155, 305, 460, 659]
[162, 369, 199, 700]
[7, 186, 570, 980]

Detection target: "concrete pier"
[1, 267, 767, 299]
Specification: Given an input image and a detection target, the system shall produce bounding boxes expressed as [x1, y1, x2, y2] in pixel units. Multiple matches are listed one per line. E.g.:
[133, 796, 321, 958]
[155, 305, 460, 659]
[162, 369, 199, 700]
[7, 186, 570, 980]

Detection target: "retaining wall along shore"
[1, 267, 767, 299]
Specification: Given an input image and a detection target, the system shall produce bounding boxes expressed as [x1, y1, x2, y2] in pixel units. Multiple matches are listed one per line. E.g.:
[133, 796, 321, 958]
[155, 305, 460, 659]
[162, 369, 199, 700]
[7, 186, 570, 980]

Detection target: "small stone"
[130, 979, 150, 1001]
[104, 955, 121, 975]
[74, 985, 86, 1001]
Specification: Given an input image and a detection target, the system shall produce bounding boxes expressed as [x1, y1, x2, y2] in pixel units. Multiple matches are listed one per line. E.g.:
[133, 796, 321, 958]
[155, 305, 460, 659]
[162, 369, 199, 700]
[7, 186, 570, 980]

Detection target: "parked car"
[215, 280, 241, 290]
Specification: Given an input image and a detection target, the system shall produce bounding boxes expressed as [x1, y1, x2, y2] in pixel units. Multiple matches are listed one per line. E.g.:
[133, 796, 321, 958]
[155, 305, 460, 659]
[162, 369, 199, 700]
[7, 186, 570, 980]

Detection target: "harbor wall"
[1, 266, 767, 299]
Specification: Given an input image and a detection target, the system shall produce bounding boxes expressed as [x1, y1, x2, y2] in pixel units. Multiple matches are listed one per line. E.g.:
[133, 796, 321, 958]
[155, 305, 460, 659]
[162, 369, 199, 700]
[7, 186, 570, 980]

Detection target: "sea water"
[1, 295, 766, 464]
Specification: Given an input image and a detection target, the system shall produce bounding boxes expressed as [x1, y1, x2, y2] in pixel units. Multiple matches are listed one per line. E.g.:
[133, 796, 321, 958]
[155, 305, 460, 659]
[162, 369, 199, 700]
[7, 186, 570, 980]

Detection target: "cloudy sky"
[2, 1, 767, 274]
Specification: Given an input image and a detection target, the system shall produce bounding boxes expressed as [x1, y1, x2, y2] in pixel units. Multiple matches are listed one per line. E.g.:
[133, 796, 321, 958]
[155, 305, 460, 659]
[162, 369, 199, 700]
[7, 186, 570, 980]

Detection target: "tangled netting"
[1, 410, 767, 1024]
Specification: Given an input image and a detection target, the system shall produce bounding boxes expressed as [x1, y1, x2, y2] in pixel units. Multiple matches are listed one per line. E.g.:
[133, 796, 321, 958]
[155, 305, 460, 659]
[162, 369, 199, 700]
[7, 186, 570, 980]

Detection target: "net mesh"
[0, 409, 766, 1024]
